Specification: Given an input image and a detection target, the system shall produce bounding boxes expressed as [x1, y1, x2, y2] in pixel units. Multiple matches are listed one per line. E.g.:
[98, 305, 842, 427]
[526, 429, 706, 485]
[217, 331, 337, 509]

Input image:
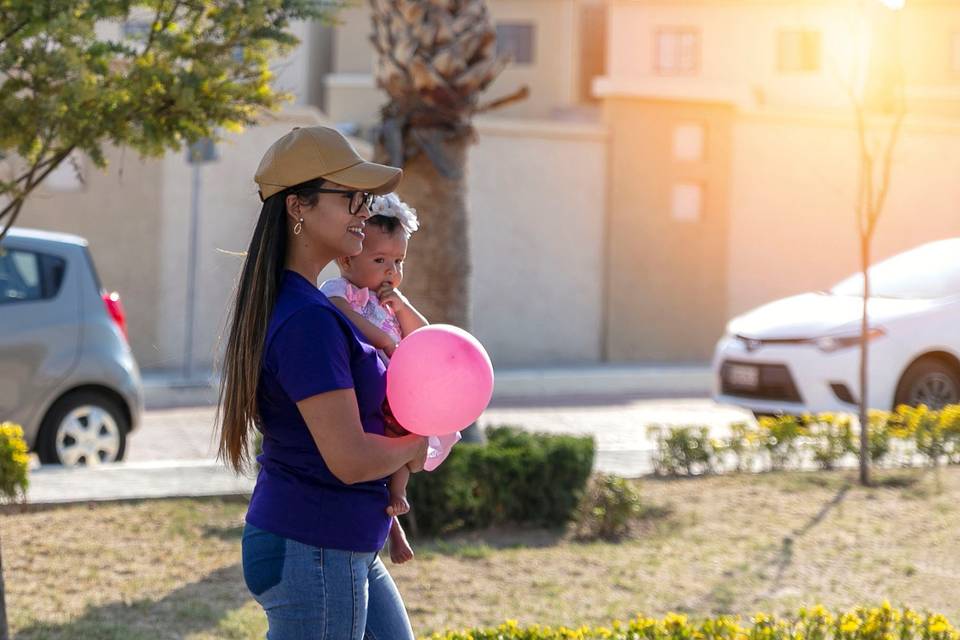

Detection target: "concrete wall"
[272, 20, 314, 106]
[602, 97, 734, 362]
[727, 111, 960, 320]
[15, 150, 165, 368]
[468, 117, 608, 366]
[155, 107, 330, 375]
[484, 0, 579, 118]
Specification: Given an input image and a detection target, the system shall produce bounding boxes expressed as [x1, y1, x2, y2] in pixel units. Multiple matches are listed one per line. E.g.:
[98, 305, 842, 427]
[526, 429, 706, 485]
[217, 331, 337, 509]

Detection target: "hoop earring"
[293, 218, 303, 236]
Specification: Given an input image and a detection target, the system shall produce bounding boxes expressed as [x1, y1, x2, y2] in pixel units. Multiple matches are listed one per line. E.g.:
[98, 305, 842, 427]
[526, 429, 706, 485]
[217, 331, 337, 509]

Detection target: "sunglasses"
[314, 188, 374, 215]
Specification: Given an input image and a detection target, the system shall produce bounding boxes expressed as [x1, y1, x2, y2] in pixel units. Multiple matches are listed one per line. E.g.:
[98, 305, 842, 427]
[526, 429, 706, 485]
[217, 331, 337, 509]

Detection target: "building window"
[672, 183, 703, 222]
[673, 124, 705, 161]
[777, 30, 821, 73]
[496, 23, 535, 65]
[654, 28, 699, 75]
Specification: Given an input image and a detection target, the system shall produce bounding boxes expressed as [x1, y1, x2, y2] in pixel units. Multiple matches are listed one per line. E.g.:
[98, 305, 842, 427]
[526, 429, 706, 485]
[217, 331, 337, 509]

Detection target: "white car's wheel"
[894, 358, 960, 410]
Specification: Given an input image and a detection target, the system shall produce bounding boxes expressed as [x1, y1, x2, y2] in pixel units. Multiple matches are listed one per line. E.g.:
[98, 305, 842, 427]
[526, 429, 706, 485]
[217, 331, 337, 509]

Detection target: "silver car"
[0, 228, 143, 465]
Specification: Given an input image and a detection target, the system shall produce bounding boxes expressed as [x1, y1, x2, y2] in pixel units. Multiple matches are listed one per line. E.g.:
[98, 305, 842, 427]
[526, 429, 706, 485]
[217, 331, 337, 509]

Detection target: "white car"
[713, 238, 960, 415]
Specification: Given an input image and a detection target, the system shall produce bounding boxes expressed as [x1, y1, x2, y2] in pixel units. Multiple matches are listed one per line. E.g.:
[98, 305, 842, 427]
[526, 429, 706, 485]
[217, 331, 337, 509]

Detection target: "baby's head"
[337, 194, 419, 291]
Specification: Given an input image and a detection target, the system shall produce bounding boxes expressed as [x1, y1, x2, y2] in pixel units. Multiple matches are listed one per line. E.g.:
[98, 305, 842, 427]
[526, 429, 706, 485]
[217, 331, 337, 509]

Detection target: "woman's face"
[340, 225, 408, 291]
[289, 182, 370, 259]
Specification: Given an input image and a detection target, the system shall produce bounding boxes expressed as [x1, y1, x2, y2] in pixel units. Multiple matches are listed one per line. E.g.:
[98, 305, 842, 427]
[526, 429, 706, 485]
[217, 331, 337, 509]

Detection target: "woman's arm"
[329, 297, 399, 354]
[298, 388, 427, 485]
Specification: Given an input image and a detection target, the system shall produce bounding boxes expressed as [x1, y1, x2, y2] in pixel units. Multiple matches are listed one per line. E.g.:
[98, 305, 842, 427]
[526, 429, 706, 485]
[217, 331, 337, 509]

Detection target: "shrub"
[801, 413, 855, 470]
[647, 425, 715, 476]
[424, 604, 959, 640]
[647, 409, 937, 477]
[405, 426, 594, 536]
[892, 405, 952, 467]
[573, 473, 643, 541]
[758, 414, 805, 471]
[0, 422, 29, 502]
[718, 421, 756, 472]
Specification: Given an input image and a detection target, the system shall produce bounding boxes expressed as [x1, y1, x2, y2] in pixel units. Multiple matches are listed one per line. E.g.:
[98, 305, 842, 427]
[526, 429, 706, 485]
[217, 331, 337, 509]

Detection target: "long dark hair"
[217, 178, 326, 472]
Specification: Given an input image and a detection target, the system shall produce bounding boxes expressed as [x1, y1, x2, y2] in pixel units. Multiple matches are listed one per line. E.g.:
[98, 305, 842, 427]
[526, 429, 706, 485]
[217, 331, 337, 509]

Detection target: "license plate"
[727, 364, 759, 389]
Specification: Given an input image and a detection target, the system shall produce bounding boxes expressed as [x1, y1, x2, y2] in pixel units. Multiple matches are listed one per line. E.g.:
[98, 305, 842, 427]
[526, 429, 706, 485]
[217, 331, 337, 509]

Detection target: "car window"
[0, 248, 67, 304]
[831, 239, 960, 300]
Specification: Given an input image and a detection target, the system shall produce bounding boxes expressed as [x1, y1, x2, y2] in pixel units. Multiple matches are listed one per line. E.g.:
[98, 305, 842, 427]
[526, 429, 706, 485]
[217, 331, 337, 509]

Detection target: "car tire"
[893, 358, 960, 410]
[37, 390, 128, 466]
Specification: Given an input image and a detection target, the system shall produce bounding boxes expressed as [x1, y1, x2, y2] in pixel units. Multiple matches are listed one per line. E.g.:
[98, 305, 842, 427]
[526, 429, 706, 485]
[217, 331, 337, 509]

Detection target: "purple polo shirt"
[245, 270, 392, 552]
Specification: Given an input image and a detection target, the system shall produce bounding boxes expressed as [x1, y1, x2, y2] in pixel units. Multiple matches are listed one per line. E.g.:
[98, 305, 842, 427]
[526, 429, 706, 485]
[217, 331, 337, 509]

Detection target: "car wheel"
[38, 391, 128, 466]
[894, 358, 960, 410]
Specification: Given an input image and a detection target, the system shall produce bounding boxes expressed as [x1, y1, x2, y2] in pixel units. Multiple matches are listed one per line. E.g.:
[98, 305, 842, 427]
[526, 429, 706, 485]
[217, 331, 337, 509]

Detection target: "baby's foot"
[389, 522, 414, 564]
[386, 494, 410, 517]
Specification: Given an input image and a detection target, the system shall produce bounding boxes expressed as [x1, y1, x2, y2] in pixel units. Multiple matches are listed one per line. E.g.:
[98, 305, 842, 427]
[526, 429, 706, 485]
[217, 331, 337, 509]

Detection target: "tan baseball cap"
[254, 126, 402, 201]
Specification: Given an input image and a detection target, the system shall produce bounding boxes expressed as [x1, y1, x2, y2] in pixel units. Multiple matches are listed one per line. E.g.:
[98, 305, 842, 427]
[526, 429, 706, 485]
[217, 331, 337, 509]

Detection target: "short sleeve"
[319, 278, 349, 301]
[266, 305, 354, 402]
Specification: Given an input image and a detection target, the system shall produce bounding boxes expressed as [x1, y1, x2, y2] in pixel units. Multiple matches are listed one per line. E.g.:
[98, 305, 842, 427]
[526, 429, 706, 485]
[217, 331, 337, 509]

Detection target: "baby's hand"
[378, 284, 409, 313]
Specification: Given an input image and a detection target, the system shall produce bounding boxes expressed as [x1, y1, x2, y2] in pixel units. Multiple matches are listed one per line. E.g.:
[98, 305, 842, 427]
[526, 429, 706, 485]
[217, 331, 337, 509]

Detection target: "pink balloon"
[386, 324, 494, 437]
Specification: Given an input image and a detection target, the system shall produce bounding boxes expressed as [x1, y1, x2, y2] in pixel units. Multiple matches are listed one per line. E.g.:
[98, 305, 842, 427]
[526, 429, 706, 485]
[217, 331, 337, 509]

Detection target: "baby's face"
[344, 225, 408, 291]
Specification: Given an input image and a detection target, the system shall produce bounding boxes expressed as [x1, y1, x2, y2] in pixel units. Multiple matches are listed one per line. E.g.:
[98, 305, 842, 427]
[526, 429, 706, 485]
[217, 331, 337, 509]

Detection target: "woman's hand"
[406, 436, 429, 473]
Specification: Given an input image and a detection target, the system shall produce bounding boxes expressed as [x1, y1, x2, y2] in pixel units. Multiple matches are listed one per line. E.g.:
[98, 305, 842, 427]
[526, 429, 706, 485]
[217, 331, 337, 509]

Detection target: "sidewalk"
[22, 459, 254, 505]
[20, 450, 651, 506]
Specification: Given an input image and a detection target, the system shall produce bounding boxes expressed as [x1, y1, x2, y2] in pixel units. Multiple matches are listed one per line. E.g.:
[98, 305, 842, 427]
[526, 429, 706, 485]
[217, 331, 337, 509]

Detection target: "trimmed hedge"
[405, 426, 595, 536]
[424, 605, 959, 640]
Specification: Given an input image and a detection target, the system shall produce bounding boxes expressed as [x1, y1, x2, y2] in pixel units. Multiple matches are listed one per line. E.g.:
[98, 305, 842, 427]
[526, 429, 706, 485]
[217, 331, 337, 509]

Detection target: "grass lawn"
[5, 467, 960, 639]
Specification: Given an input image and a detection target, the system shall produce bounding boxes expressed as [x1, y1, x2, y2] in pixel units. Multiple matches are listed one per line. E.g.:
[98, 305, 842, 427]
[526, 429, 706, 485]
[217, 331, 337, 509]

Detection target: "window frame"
[495, 22, 536, 66]
[653, 27, 701, 76]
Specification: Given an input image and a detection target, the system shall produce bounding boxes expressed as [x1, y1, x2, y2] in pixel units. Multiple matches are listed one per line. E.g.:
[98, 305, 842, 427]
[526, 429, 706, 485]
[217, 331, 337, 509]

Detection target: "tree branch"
[0, 146, 74, 240]
[0, 16, 31, 48]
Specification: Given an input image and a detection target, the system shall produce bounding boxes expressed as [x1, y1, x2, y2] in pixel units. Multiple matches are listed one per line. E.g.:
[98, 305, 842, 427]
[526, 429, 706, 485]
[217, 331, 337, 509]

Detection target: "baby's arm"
[378, 286, 429, 338]
[329, 297, 399, 355]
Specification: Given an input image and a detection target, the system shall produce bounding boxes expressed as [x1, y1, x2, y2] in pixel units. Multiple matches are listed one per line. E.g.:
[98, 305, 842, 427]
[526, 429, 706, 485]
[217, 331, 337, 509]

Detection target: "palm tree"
[368, 0, 527, 328]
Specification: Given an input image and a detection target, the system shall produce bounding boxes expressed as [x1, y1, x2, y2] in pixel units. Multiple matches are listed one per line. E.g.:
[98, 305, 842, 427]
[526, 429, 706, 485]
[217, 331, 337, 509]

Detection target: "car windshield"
[831, 239, 960, 300]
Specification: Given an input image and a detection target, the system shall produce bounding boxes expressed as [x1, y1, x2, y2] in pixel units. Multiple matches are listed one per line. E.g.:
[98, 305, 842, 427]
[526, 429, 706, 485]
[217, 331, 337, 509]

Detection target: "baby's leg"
[388, 517, 414, 564]
[386, 465, 410, 517]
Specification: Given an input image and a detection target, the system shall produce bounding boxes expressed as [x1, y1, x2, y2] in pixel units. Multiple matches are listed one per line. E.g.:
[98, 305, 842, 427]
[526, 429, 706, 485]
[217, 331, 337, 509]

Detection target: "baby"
[320, 193, 428, 564]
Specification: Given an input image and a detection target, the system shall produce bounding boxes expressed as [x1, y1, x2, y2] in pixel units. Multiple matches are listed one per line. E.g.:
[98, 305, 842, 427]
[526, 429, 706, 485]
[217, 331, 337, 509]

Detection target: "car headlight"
[814, 327, 886, 353]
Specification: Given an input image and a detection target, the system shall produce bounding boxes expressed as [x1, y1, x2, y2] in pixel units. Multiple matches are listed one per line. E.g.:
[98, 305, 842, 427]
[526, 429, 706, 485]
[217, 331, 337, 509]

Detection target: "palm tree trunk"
[392, 135, 471, 330]
[385, 134, 484, 443]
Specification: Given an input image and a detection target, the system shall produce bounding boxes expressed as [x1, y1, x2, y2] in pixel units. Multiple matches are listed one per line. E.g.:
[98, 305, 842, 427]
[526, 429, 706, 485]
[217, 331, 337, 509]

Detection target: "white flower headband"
[369, 193, 420, 235]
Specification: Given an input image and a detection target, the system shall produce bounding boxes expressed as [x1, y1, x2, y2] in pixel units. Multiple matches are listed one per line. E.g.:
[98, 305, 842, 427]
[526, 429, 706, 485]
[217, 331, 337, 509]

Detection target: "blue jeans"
[242, 524, 415, 640]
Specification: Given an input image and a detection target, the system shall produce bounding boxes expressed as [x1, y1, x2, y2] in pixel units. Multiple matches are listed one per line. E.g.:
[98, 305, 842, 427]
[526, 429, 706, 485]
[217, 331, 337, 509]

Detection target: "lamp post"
[183, 138, 217, 383]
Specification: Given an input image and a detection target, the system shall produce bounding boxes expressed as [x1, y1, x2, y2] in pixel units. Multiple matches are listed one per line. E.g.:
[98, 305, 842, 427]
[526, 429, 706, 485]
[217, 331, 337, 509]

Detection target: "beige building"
[15, 1, 960, 375]
[324, 0, 607, 125]
[14, 7, 612, 375]
[596, 0, 960, 362]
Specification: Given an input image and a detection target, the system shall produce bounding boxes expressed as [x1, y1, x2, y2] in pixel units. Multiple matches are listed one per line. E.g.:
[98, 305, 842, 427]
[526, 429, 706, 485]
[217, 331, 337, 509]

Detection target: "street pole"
[182, 138, 216, 384]
[183, 160, 201, 383]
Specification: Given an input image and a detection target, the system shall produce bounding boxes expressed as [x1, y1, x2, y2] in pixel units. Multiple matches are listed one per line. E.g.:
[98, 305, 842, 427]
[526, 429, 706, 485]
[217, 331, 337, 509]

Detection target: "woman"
[217, 125, 428, 639]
